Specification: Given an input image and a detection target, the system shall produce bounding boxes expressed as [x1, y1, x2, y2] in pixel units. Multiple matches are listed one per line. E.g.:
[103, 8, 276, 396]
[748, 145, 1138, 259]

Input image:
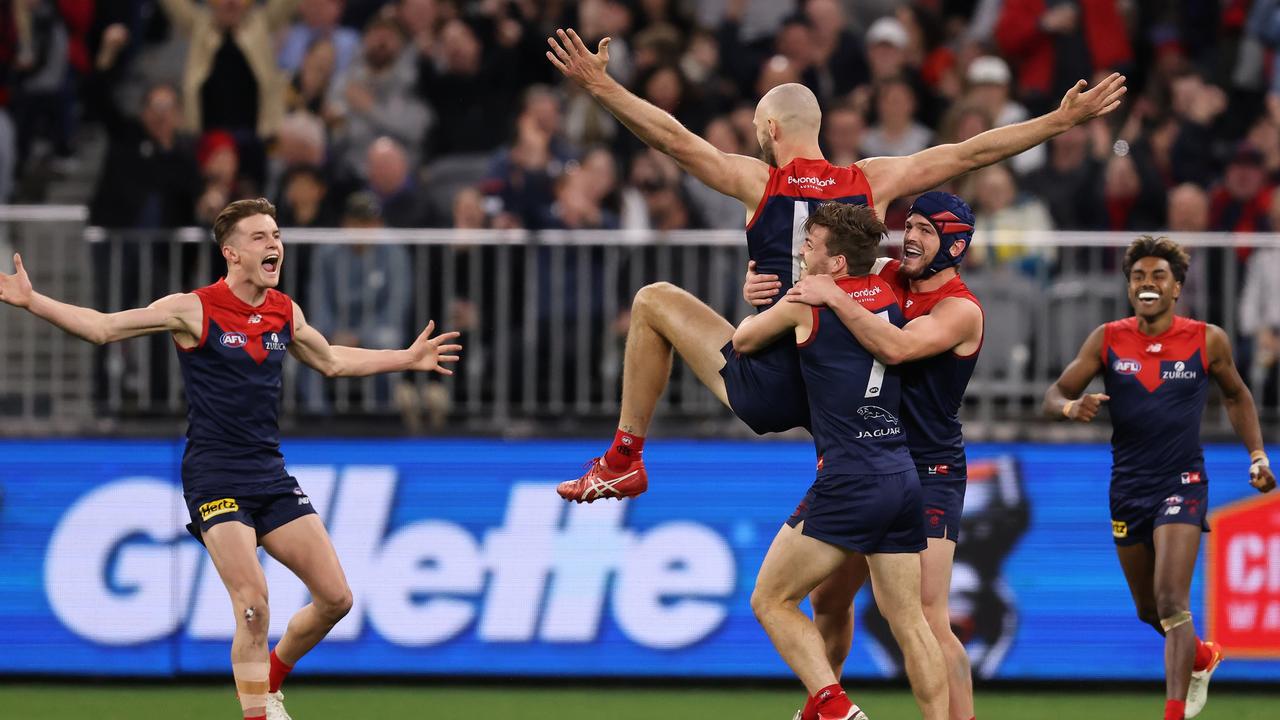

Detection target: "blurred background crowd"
[3, 0, 1280, 424]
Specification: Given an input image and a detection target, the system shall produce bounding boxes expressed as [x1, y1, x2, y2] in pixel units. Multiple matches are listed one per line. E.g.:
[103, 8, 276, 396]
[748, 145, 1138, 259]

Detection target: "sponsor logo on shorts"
[298, 497, 311, 506]
[927, 465, 950, 476]
[220, 332, 248, 348]
[1162, 360, 1198, 380]
[1165, 495, 1184, 505]
[1112, 519, 1128, 538]
[263, 332, 287, 352]
[1165, 506, 1182, 516]
[1113, 358, 1142, 375]
[926, 507, 945, 527]
[1181, 471, 1202, 485]
[199, 498, 239, 521]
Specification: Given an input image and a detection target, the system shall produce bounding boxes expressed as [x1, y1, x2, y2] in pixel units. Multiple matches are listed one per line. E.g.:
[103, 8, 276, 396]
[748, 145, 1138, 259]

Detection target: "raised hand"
[785, 274, 844, 307]
[0, 253, 34, 309]
[1059, 72, 1127, 125]
[1065, 392, 1109, 422]
[545, 28, 611, 92]
[743, 260, 781, 307]
[406, 320, 463, 375]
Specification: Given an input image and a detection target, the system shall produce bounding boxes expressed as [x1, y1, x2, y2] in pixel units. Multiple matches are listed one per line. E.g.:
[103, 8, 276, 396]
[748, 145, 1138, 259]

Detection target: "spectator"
[285, 37, 340, 119]
[265, 111, 328, 204]
[86, 24, 200, 228]
[970, 163, 1055, 273]
[755, 53, 803, 98]
[302, 191, 412, 413]
[451, 185, 490, 229]
[686, 117, 750, 228]
[1026, 124, 1108, 230]
[1210, 142, 1274, 233]
[1167, 182, 1210, 232]
[537, 157, 621, 231]
[865, 16, 912, 83]
[158, 0, 298, 139]
[1101, 152, 1165, 230]
[365, 135, 432, 227]
[1168, 71, 1229, 187]
[418, 17, 522, 158]
[965, 55, 1045, 175]
[481, 86, 575, 227]
[821, 102, 866, 167]
[331, 15, 429, 176]
[994, 0, 1132, 116]
[1239, 194, 1280, 406]
[278, 0, 360, 76]
[861, 77, 932, 157]
[194, 129, 251, 224]
[803, 0, 870, 102]
[277, 165, 336, 228]
[11, 0, 73, 175]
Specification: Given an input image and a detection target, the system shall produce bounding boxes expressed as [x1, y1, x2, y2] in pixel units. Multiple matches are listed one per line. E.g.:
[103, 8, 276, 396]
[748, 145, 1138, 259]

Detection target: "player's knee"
[317, 587, 354, 623]
[632, 282, 678, 319]
[749, 585, 787, 621]
[235, 591, 270, 632]
[1155, 592, 1189, 623]
[1136, 606, 1161, 631]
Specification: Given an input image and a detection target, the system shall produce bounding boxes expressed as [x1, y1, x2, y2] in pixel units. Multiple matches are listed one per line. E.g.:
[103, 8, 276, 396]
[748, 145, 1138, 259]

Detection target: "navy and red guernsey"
[747, 157, 874, 304]
[177, 279, 294, 492]
[874, 258, 982, 473]
[1102, 315, 1210, 480]
[798, 274, 914, 476]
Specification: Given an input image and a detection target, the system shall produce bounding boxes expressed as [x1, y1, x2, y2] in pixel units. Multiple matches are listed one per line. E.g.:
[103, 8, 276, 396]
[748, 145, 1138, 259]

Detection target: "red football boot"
[556, 457, 648, 502]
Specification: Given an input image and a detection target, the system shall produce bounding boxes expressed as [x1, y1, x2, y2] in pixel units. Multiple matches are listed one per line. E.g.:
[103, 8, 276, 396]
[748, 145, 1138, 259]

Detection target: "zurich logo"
[1113, 358, 1141, 375]
[220, 332, 248, 348]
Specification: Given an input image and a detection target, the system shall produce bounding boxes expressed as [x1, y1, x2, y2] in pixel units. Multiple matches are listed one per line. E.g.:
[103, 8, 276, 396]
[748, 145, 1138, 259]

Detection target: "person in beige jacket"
[159, 0, 301, 139]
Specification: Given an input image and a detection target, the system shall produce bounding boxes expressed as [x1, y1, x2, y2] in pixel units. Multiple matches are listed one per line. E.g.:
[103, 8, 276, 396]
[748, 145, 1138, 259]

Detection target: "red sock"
[1164, 699, 1186, 720]
[801, 694, 820, 720]
[814, 684, 852, 720]
[603, 428, 644, 471]
[1193, 638, 1213, 672]
[269, 649, 293, 693]
[245, 715, 266, 720]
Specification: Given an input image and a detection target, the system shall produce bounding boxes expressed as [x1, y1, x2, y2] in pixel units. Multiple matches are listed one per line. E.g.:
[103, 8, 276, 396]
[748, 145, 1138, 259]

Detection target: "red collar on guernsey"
[214, 277, 272, 311]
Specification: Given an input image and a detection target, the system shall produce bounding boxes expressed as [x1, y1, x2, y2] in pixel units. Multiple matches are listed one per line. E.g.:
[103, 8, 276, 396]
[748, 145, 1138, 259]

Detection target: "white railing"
[0, 206, 1276, 438]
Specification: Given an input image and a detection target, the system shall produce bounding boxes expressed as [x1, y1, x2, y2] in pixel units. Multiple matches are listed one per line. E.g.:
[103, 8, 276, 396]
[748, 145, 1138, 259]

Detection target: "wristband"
[1062, 400, 1076, 418]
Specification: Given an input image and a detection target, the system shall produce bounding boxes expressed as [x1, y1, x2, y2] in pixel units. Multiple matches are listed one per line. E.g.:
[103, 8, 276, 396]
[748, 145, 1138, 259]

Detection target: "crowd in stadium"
[2, 0, 1280, 401]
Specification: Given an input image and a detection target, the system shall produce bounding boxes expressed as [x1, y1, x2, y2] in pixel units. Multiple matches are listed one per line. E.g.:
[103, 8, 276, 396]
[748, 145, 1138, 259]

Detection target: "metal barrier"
[1, 207, 1277, 439]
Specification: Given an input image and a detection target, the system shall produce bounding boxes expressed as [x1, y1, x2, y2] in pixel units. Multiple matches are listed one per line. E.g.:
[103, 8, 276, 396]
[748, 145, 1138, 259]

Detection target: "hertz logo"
[199, 498, 239, 521]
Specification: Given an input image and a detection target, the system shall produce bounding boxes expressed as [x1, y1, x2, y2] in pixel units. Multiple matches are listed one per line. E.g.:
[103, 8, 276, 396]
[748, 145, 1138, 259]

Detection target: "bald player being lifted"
[545, 28, 1126, 502]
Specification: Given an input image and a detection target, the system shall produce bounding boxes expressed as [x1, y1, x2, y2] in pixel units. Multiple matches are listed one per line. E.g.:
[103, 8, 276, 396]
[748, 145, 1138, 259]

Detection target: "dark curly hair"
[804, 202, 886, 276]
[1123, 235, 1190, 284]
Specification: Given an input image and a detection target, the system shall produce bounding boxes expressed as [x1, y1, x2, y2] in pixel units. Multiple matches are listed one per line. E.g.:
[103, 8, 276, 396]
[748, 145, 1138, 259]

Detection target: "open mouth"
[1137, 291, 1159, 306]
[903, 244, 924, 260]
[262, 254, 280, 274]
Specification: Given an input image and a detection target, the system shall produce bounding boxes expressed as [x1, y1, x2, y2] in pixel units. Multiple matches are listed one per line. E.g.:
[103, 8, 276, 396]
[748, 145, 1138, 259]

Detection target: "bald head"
[754, 83, 822, 166]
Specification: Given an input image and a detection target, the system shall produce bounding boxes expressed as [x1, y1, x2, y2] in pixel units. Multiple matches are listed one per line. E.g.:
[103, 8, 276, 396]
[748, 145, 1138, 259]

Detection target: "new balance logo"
[1146, 343, 1162, 353]
[248, 314, 262, 324]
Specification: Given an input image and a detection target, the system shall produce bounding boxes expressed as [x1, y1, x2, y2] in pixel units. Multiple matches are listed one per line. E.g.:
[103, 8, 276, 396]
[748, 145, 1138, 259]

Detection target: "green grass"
[1, 685, 1277, 720]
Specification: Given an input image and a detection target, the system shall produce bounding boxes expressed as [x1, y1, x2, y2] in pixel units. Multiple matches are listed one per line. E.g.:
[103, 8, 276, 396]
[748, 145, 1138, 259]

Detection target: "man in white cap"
[966, 55, 1045, 174]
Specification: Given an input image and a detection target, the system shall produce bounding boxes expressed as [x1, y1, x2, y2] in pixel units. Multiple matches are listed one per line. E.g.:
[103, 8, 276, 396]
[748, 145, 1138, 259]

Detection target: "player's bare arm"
[0, 252, 202, 346]
[288, 302, 462, 378]
[546, 27, 769, 209]
[785, 274, 981, 364]
[732, 298, 810, 354]
[1044, 324, 1110, 421]
[1205, 324, 1275, 493]
[859, 73, 1127, 209]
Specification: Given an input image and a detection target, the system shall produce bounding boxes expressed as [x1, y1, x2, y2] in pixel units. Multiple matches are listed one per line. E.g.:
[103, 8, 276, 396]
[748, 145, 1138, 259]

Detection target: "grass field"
[2, 684, 1277, 720]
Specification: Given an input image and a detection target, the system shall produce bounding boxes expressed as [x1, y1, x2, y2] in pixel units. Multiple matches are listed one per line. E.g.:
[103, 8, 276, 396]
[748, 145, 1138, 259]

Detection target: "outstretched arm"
[860, 73, 1127, 205]
[1207, 324, 1275, 492]
[785, 275, 980, 364]
[0, 253, 200, 345]
[288, 302, 462, 378]
[1043, 324, 1110, 421]
[546, 28, 769, 210]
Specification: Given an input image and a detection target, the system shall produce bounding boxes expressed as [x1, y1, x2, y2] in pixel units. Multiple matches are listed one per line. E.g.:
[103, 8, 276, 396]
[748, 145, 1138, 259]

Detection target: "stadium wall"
[0, 439, 1277, 682]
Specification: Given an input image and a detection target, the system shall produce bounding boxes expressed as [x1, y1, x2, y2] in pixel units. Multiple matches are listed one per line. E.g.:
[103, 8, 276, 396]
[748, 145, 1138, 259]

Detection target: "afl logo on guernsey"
[1113, 358, 1142, 375]
[220, 332, 248, 348]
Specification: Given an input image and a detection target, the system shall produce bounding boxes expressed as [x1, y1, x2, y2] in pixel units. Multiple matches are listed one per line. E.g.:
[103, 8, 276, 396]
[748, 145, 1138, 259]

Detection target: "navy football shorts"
[919, 463, 967, 542]
[719, 339, 810, 434]
[1109, 469, 1210, 547]
[184, 475, 317, 545]
[787, 468, 926, 554]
